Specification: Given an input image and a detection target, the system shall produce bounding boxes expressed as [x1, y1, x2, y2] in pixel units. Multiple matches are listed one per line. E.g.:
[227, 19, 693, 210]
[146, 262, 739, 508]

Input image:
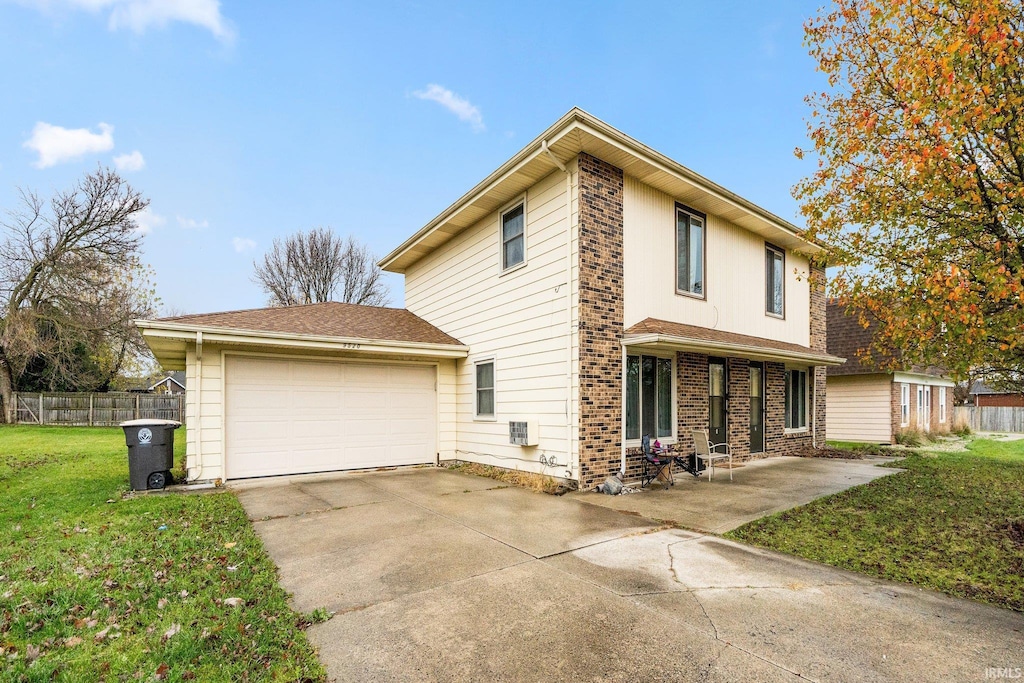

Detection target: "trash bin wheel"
[147, 471, 167, 490]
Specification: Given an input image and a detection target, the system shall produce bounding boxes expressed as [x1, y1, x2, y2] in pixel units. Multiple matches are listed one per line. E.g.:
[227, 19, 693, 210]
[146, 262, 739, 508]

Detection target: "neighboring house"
[138, 109, 842, 488]
[969, 380, 1024, 407]
[149, 371, 186, 395]
[826, 302, 954, 443]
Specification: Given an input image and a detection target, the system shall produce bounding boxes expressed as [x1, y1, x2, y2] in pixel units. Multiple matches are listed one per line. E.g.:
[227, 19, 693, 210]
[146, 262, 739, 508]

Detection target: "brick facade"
[576, 153, 831, 487]
[577, 153, 625, 490]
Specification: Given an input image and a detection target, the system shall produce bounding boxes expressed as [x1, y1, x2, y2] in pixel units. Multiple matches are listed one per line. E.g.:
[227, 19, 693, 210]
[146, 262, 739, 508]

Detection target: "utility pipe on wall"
[194, 331, 203, 480]
[542, 139, 575, 480]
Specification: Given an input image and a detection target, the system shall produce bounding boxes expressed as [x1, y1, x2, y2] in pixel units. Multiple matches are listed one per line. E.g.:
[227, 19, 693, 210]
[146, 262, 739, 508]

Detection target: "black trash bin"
[121, 419, 181, 490]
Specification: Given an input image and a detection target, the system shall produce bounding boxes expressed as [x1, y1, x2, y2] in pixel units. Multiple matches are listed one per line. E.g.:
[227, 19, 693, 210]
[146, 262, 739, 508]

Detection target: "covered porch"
[617, 319, 845, 485]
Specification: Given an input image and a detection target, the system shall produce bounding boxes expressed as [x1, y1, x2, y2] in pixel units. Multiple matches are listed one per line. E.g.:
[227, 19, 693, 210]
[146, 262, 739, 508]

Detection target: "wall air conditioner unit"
[509, 419, 539, 447]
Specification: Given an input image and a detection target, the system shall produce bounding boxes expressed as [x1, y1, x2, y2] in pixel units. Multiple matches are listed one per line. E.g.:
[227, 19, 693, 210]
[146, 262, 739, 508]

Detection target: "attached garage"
[137, 302, 466, 483]
[225, 356, 438, 479]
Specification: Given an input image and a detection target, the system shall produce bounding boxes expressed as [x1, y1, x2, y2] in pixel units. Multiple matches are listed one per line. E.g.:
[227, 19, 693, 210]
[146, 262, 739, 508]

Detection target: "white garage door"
[225, 356, 437, 479]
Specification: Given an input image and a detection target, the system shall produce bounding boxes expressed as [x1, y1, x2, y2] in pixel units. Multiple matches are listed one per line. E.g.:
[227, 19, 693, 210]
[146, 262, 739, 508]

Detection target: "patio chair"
[692, 429, 733, 481]
[640, 435, 674, 488]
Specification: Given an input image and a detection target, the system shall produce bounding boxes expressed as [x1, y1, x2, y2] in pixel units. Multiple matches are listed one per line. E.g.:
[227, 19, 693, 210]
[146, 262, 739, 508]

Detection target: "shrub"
[895, 428, 924, 447]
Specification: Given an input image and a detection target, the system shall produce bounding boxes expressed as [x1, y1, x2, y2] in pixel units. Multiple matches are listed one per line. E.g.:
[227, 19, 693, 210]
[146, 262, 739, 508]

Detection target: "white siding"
[826, 374, 893, 444]
[185, 343, 225, 482]
[622, 175, 811, 346]
[404, 164, 578, 480]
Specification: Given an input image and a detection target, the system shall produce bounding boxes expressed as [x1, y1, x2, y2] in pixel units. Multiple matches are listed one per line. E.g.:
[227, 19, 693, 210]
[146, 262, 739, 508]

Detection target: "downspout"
[194, 331, 203, 480]
[811, 367, 817, 449]
[542, 140, 575, 481]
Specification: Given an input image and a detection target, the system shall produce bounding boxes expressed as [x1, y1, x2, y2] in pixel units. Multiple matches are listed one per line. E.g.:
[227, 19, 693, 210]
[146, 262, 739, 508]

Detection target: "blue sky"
[0, 0, 827, 314]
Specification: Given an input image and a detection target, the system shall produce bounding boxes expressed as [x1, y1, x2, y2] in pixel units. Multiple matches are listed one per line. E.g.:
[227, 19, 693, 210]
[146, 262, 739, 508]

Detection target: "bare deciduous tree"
[0, 168, 158, 421]
[252, 228, 389, 307]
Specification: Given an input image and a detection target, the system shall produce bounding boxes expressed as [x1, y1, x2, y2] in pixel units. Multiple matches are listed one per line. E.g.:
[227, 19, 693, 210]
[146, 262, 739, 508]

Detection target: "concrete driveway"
[235, 468, 1024, 682]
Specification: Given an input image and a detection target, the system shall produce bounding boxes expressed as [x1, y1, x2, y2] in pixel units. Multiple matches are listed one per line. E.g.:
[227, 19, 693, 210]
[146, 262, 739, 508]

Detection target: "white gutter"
[623, 334, 845, 367]
[543, 138, 575, 480]
[194, 331, 203, 481]
[137, 321, 470, 359]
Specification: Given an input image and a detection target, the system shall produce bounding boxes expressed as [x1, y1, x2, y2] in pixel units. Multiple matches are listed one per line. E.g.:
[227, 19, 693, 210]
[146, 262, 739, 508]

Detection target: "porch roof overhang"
[137, 321, 471, 371]
[623, 319, 845, 367]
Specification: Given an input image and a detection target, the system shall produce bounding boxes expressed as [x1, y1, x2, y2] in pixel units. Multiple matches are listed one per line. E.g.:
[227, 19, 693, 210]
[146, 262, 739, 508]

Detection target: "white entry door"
[225, 356, 437, 479]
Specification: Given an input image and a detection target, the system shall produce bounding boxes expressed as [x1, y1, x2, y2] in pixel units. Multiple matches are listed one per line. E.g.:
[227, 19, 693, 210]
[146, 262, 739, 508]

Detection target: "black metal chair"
[640, 434, 674, 488]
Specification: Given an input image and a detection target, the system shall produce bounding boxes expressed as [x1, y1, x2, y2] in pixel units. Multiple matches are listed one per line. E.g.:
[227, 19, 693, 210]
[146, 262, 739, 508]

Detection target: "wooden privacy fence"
[12, 392, 184, 426]
[954, 406, 1024, 433]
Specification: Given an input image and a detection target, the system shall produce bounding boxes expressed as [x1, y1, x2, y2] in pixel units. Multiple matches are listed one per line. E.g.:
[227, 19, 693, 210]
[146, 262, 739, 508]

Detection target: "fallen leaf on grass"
[179, 590, 189, 599]
[162, 624, 181, 642]
[94, 627, 110, 642]
[155, 663, 170, 680]
[25, 644, 40, 662]
[224, 542, 236, 549]
[223, 597, 244, 607]
[157, 598, 168, 609]
[64, 637, 82, 648]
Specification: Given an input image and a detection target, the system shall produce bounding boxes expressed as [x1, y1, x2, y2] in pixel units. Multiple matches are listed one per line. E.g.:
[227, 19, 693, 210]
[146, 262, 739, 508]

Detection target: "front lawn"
[0, 425, 326, 681]
[727, 438, 1024, 611]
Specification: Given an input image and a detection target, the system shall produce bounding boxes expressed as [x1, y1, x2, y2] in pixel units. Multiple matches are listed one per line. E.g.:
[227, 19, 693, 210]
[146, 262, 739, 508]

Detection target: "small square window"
[475, 361, 495, 418]
[766, 244, 785, 317]
[501, 203, 525, 270]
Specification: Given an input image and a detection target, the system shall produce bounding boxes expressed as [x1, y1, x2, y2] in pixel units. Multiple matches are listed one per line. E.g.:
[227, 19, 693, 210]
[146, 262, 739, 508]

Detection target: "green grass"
[727, 438, 1024, 611]
[0, 425, 326, 682]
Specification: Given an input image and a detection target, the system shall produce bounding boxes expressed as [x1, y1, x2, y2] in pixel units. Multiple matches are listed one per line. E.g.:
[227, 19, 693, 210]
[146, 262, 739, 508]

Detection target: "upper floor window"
[766, 243, 785, 317]
[675, 205, 705, 297]
[501, 203, 525, 270]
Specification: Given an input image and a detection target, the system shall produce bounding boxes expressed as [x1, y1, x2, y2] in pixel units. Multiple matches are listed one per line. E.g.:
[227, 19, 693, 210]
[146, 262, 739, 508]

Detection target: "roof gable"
[380, 108, 824, 274]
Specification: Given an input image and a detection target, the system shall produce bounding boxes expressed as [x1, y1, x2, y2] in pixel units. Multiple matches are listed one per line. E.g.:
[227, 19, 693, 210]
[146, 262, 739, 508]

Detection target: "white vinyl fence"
[954, 406, 1024, 433]
[12, 392, 184, 426]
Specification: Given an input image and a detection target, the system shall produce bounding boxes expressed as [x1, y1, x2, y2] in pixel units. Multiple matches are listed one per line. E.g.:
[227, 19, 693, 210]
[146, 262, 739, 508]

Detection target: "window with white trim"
[900, 384, 910, 426]
[501, 203, 525, 270]
[784, 369, 808, 430]
[766, 243, 785, 317]
[939, 387, 947, 423]
[475, 361, 495, 418]
[625, 354, 673, 441]
[675, 205, 705, 296]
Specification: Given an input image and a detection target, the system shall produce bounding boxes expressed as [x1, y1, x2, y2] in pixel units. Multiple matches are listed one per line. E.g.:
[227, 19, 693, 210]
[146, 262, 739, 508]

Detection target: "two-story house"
[139, 109, 842, 488]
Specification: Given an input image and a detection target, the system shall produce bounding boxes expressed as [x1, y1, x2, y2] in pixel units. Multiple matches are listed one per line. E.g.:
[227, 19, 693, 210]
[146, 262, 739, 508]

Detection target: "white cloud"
[177, 215, 209, 229]
[134, 207, 165, 235]
[113, 149, 145, 172]
[413, 84, 485, 132]
[23, 0, 234, 42]
[23, 122, 114, 168]
[232, 237, 256, 252]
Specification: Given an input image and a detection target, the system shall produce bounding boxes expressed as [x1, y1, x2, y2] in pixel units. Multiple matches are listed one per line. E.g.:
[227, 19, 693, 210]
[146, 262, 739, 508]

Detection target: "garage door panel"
[226, 357, 436, 479]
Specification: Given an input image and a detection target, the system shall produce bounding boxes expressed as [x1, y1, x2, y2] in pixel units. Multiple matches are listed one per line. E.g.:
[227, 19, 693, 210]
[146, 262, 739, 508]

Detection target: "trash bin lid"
[119, 419, 182, 428]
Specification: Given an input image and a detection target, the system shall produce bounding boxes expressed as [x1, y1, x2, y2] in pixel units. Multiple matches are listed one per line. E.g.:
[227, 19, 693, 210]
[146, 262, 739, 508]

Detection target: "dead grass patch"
[445, 462, 573, 495]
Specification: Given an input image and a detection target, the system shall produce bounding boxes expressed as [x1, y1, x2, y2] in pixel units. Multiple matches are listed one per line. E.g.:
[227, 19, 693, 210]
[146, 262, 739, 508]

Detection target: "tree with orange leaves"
[796, 0, 1024, 380]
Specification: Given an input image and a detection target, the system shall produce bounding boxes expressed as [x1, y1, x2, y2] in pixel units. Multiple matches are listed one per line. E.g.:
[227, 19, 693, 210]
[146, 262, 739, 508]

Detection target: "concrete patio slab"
[571, 456, 902, 533]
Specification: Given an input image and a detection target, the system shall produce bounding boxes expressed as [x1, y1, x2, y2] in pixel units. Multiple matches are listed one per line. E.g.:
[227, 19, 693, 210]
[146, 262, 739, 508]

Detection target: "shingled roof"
[826, 301, 945, 377]
[624, 318, 844, 364]
[156, 302, 464, 346]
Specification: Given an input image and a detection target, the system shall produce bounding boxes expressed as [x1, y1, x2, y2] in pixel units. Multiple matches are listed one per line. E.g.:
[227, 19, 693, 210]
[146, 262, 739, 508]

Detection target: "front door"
[749, 362, 764, 453]
[709, 358, 727, 446]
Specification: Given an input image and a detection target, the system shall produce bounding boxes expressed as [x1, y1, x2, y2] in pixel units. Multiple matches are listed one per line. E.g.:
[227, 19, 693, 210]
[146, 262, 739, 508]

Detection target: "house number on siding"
[342, 343, 361, 349]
